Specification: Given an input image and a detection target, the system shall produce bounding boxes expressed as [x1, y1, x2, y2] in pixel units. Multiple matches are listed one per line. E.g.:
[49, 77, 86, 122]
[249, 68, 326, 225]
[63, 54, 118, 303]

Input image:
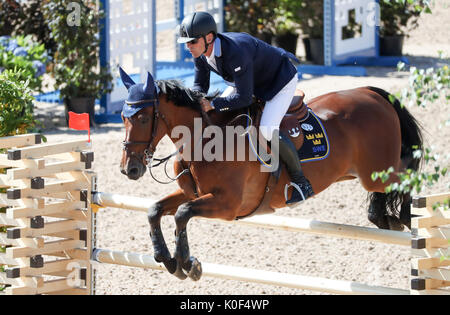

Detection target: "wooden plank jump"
[0, 134, 94, 295]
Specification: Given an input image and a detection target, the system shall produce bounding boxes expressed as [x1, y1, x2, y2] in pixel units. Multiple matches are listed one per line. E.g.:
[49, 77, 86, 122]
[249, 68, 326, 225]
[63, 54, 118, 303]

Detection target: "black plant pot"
[64, 97, 96, 127]
[309, 38, 324, 65]
[379, 35, 404, 56]
[273, 32, 298, 56]
[302, 38, 313, 62]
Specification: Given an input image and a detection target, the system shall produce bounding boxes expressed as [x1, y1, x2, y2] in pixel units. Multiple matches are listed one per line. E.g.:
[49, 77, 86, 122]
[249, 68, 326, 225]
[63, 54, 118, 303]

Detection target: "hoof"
[187, 257, 202, 281]
[370, 214, 404, 231]
[368, 214, 390, 230]
[387, 216, 405, 231]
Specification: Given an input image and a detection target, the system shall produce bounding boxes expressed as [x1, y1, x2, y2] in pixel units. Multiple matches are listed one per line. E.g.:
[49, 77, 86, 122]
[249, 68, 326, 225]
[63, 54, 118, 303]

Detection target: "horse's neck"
[165, 105, 247, 161]
[208, 110, 240, 126]
[164, 104, 201, 152]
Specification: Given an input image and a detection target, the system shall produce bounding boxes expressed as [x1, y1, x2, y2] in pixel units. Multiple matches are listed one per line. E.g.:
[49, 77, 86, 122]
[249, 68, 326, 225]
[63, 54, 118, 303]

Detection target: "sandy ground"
[33, 2, 449, 295]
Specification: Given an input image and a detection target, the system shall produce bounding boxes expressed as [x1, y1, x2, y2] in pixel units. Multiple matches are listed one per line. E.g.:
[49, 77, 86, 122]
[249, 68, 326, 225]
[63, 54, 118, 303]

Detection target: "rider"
[177, 11, 314, 204]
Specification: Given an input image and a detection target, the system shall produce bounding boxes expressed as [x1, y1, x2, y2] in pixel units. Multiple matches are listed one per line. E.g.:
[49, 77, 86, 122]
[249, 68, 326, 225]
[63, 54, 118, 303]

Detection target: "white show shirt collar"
[205, 37, 222, 71]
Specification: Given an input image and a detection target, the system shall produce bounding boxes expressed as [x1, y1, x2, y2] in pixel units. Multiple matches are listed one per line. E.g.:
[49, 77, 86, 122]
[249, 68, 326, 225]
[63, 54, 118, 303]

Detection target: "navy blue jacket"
[192, 32, 299, 112]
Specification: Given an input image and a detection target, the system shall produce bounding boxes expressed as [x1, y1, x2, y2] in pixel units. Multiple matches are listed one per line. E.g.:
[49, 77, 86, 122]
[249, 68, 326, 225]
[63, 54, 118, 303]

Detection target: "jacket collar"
[202, 37, 222, 60]
[213, 36, 222, 57]
[202, 37, 223, 74]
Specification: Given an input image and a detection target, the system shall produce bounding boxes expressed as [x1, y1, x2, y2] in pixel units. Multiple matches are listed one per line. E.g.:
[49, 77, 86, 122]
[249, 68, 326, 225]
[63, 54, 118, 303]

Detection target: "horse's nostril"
[124, 158, 145, 180]
[128, 167, 139, 177]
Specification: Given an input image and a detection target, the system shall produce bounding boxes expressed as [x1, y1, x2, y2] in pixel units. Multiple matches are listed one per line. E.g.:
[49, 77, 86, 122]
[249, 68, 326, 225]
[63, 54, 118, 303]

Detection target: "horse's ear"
[119, 67, 135, 90]
[143, 72, 156, 95]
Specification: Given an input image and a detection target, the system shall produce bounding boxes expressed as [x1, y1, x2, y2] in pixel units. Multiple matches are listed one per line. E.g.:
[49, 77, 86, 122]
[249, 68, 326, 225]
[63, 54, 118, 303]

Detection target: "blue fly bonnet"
[119, 67, 159, 118]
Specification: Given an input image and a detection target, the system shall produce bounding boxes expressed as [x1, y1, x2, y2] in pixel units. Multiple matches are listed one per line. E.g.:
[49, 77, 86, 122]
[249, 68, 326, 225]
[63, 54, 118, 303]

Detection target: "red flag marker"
[68, 112, 91, 142]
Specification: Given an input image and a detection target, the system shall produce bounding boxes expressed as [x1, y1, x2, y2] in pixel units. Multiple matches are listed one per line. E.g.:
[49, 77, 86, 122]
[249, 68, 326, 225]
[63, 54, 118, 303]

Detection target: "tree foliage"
[0, 0, 57, 58]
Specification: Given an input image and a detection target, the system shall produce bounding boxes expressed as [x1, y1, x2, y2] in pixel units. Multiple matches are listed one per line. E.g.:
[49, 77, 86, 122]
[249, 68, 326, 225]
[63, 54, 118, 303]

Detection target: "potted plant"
[43, 0, 113, 126]
[379, 0, 432, 56]
[225, 0, 301, 54]
[272, 0, 302, 56]
[295, 0, 431, 63]
[294, 0, 324, 64]
[225, 0, 277, 44]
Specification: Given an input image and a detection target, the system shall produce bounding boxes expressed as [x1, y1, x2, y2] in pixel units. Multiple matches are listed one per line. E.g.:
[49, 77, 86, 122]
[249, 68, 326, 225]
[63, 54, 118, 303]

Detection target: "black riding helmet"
[177, 11, 217, 52]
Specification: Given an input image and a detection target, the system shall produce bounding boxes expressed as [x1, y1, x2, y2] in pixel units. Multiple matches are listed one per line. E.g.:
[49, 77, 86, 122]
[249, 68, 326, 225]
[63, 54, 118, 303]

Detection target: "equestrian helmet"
[177, 11, 217, 43]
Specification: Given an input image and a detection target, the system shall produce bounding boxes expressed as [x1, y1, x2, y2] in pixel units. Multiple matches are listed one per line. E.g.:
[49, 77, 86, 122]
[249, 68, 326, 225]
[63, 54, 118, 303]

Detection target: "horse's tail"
[367, 86, 424, 171]
[366, 86, 424, 230]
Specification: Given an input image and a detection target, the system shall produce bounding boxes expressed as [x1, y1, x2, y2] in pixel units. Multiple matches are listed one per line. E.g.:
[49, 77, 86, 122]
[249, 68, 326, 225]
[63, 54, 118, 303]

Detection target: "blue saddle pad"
[297, 108, 330, 163]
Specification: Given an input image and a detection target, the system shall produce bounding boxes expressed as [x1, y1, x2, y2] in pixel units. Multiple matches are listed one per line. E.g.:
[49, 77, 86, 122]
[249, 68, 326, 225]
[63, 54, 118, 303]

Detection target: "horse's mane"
[156, 79, 216, 112]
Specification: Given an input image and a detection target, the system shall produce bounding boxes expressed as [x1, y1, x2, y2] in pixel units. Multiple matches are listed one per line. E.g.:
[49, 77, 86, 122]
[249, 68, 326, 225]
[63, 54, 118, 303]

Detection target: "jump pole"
[92, 191, 411, 246]
[91, 248, 409, 295]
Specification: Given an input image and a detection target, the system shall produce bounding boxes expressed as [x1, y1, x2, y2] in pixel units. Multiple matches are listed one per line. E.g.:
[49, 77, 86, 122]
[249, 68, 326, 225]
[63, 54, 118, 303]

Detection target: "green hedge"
[0, 35, 48, 92]
[0, 69, 37, 137]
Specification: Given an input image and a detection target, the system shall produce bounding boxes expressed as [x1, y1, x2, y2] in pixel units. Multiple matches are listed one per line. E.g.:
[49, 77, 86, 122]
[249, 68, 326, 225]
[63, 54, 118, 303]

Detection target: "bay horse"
[119, 68, 423, 281]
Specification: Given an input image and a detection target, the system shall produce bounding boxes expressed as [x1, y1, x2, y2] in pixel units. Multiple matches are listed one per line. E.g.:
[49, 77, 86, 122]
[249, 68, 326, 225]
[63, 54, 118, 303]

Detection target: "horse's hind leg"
[368, 192, 390, 229]
[368, 192, 405, 231]
[399, 193, 412, 230]
[148, 189, 191, 275]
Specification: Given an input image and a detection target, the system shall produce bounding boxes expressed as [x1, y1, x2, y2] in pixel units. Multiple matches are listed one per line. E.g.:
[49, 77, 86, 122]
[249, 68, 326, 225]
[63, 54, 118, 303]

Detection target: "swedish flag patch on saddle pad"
[297, 108, 330, 163]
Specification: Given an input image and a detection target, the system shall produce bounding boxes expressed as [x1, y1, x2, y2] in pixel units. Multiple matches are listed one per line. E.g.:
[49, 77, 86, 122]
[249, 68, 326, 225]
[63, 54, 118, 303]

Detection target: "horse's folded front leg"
[173, 193, 238, 281]
[173, 204, 202, 281]
[148, 202, 177, 274]
[148, 189, 190, 275]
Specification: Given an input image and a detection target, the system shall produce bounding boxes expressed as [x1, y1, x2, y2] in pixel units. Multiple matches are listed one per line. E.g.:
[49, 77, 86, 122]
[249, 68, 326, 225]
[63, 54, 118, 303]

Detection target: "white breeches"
[221, 75, 298, 141]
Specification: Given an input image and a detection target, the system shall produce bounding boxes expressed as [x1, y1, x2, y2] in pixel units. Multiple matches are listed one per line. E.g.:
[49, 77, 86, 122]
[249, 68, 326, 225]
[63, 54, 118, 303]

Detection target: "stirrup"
[284, 182, 306, 204]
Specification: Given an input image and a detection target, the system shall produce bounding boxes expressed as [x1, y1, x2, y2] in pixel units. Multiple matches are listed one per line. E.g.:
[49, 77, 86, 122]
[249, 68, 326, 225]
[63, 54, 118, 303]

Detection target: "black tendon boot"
[276, 130, 314, 204]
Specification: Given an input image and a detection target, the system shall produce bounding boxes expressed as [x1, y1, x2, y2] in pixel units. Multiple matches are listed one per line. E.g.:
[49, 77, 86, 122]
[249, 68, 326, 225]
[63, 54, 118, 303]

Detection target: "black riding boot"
[276, 130, 314, 204]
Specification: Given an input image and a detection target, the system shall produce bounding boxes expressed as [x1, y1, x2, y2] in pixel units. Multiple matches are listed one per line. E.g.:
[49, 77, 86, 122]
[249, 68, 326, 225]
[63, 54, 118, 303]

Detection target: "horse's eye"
[139, 115, 150, 124]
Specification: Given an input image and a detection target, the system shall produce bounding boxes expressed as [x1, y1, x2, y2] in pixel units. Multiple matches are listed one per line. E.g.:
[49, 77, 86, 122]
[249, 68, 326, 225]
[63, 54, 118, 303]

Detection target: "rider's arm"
[211, 60, 253, 112]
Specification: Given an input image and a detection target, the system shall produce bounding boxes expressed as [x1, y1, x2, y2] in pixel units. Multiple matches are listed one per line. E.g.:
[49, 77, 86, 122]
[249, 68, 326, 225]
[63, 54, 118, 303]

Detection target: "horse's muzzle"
[121, 158, 146, 180]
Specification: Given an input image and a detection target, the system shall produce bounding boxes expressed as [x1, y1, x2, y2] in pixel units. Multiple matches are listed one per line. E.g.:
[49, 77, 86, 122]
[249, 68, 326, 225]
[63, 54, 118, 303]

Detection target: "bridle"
[122, 99, 191, 184]
[122, 99, 166, 164]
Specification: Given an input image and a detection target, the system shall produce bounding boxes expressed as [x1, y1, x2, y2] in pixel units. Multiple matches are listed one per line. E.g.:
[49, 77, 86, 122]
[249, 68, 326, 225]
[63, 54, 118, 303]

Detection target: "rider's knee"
[259, 125, 278, 142]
